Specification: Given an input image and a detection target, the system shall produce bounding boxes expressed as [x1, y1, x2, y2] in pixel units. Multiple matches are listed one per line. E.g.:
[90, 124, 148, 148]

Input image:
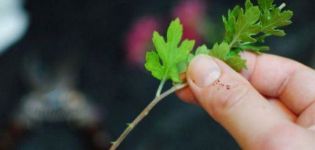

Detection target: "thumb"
[187, 55, 292, 149]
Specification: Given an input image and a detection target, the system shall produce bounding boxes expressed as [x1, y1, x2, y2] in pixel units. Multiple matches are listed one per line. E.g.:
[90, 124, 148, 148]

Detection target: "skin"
[177, 52, 315, 150]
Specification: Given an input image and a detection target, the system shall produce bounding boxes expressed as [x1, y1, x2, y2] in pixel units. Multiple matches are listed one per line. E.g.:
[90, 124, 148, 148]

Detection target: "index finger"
[241, 52, 315, 115]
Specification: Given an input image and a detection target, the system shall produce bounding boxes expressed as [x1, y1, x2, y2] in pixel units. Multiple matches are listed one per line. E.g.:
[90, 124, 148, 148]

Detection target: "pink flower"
[125, 16, 160, 66]
[124, 0, 210, 67]
[172, 0, 207, 44]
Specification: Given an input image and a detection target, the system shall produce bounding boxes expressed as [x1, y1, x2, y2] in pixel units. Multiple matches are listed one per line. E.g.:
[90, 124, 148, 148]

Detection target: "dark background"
[0, 0, 314, 149]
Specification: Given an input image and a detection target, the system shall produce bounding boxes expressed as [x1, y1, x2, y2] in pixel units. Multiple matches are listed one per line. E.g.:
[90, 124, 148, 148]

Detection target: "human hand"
[177, 52, 315, 149]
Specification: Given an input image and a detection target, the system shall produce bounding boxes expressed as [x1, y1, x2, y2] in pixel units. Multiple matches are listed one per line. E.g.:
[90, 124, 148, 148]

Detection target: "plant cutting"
[110, 0, 293, 149]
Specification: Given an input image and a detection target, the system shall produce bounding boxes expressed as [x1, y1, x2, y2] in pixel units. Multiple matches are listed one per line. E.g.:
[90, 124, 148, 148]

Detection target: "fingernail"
[188, 55, 221, 88]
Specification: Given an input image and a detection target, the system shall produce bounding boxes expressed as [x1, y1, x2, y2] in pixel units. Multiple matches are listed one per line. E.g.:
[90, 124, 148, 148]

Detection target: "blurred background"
[0, 0, 314, 149]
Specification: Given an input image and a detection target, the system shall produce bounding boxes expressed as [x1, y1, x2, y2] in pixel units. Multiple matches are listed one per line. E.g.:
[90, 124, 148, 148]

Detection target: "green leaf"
[169, 67, 181, 83]
[234, 7, 261, 43]
[223, 5, 241, 43]
[209, 42, 230, 60]
[177, 61, 188, 74]
[219, 0, 293, 71]
[245, 0, 254, 10]
[145, 51, 165, 80]
[187, 54, 194, 62]
[257, 0, 293, 38]
[239, 43, 270, 53]
[167, 18, 183, 46]
[177, 45, 210, 74]
[176, 41, 195, 74]
[258, 0, 274, 13]
[176, 39, 195, 62]
[225, 54, 247, 72]
[260, 9, 293, 37]
[147, 0, 293, 77]
[152, 32, 167, 62]
[145, 18, 195, 83]
[195, 45, 210, 55]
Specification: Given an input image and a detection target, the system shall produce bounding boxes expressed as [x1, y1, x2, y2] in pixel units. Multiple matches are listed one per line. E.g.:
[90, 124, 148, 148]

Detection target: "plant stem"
[110, 83, 188, 150]
[155, 79, 167, 97]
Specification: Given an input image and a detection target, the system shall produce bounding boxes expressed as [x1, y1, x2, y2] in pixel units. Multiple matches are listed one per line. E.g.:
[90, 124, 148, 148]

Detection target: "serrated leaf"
[187, 54, 194, 62]
[239, 43, 270, 53]
[225, 54, 247, 72]
[145, 51, 165, 80]
[169, 67, 181, 83]
[209, 42, 230, 60]
[177, 61, 188, 74]
[220, 0, 293, 72]
[260, 9, 293, 37]
[176, 39, 195, 62]
[177, 45, 210, 74]
[258, 0, 274, 12]
[152, 32, 167, 62]
[235, 7, 261, 43]
[245, 0, 254, 10]
[223, 5, 241, 43]
[195, 45, 210, 55]
[145, 18, 195, 83]
[167, 18, 183, 46]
